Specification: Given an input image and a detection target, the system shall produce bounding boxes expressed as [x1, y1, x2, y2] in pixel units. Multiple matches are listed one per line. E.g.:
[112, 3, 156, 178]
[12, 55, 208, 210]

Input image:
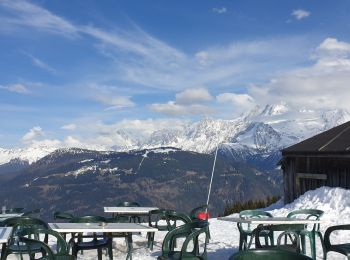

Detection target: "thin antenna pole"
[206, 142, 219, 206]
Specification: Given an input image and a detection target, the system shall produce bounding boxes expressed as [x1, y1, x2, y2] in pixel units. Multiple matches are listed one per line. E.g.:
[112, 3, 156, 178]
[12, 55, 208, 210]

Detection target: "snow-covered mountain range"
[1, 102, 349, 165]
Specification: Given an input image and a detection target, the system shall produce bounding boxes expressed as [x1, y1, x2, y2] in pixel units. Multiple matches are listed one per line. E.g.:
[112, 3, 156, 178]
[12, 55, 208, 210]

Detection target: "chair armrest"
[161, 224, 191, 255]
[324, 224, 350, 250]
[180, 227, 209, 258]
[19, 236, 55, 258]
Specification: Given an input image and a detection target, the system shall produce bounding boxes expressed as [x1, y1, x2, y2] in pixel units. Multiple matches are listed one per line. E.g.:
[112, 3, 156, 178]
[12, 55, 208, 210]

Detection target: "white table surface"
[217, 216, 325, 224]
[104, 207, 158, 214]
[0, 227, 13, 244]
[49, 222, 158, 233]
[0, 213, 23, 219]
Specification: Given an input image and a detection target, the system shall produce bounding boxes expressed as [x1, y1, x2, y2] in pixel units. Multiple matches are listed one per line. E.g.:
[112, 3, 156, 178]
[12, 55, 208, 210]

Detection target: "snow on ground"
[6, 186, 350, 259]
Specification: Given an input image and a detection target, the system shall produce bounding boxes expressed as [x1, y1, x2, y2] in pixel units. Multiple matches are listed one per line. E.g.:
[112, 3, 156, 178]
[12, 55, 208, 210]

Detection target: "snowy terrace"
[5, 186, 350, 260]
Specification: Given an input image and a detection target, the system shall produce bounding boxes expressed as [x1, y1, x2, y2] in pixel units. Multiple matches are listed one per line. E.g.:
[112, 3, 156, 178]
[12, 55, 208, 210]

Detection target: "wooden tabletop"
[217, 216, 325, 224]
[0, 227, 13, 244]
[104, 207, 158, 214]
[49, 222, 158, 233]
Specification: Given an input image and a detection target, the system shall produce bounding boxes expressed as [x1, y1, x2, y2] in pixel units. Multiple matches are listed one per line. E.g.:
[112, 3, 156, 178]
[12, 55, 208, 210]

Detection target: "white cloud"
[22, 126, 45, 143]
[0, 0, 78, 37]
[95, 95, 135, 109]
[315, 38, 350, 59]
[175, 88, 213, 105]
[291, 9, 310, 20]
[150, 88, 214, 116]
[195, 51, 210, 66]
[248, 38, 350, 110]
[25, 53, 57, 73]
[217, 93, 254, 106]
[61, 124, 77, 130]
[213, 7, 227, 14]
[150, 101, 214, 117]
[0, 0, 314, 96]
[0, 83, 30, 94]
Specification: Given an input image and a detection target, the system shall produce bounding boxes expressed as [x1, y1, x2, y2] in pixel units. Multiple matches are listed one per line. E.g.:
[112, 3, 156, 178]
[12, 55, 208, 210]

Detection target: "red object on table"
[197, 212, 210, 220]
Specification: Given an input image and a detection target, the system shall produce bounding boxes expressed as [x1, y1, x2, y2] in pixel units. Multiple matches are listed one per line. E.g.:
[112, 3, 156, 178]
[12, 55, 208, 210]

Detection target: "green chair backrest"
[190, 205, 208, 220]
[148, 209, 170, 230]
[19, 228, 71, 256]
[230, 249, 313, 260]
[117, 201, 140, 207]
[2, 216, 48, 230]
[106, 215, 130, 223]
[2, 216, 49, 244]
[22, 208, 42, 217]
[254, 224, 305, 252]
[239, 210, 273, 232]
[5, 208, 24, 214]
[70, 215, 107, 223]
[19, 236, 55, 260]
[165, 210, 192, 230]
[54, 211, 74, 220]
[161, 220, 210, 259]
[287, 209, 324, 231]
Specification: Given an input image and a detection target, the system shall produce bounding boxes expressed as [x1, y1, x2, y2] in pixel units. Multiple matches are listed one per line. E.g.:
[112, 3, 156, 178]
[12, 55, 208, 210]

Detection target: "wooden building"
[281, 121, 350, 203]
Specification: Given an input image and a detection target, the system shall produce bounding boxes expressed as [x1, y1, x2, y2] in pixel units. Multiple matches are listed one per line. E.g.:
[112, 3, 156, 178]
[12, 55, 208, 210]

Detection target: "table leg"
[126, 233, 133, 260]
[1, 243, 7, 260]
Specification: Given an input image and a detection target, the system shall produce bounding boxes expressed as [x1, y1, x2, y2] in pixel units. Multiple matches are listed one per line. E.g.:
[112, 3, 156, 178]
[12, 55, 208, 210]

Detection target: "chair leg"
[97, 248, 102, 260]
[316, 231, 326, 260]
[126, 233, 133, 260]
[108, 239, 113, 260]
[148, 232, 155, 250]
[309, 234, 316, 260]
[300, 234, 306, 254]
[270, 232, 274, 246]
[264, 236, 268, 246]
[238, 235, 243, 250]
[0, 244, 6, 260]
[72, 246, 78, 258]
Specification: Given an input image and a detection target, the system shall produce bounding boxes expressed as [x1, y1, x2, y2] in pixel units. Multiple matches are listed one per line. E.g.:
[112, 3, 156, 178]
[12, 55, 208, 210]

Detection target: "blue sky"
[1, 0, 350, 149]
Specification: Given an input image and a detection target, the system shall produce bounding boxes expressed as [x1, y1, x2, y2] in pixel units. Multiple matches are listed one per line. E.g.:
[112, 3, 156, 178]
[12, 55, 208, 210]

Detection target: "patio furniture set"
[0, 204, 210, 260]
[219, 208, 350, 260]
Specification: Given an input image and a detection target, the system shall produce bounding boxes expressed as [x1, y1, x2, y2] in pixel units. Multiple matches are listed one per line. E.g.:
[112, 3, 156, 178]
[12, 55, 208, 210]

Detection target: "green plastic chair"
[0, 216, 49, 260]
[190, 205, 209, 220]
[53, 211, 74, 241]
[17, 237, 55, 260]
[22, 208, 42, 217]
[287, 209, 325, 259]
[238, 210, 274, 250]
[229, 249, 313, 260]
[117, 201, 141, 223]
[106, 215, 132, 258]
[166, 210, 192, 231]
[324, 224, 350, 260]
[69, 216, 113, 260]
[19, 228, 75, 260]
[117, 201, 140, 207]
[158, 220, 210, 260]
[5, 208, 24, 214]
[147, 209, 177, 250]
[254, 224, 305, 253]
[54, 211, 74, 221]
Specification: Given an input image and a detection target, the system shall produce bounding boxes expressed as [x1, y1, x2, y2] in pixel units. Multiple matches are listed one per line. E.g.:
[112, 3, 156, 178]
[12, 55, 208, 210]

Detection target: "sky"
[1, 0, 350, 149]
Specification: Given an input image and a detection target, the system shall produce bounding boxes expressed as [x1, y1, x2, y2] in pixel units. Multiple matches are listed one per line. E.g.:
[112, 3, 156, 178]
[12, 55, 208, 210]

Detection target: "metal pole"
[206, 142, 219, 206]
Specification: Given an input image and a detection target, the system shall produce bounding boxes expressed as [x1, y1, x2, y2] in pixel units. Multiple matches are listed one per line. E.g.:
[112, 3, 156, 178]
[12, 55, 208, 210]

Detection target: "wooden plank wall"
[283, 156, 350, 203]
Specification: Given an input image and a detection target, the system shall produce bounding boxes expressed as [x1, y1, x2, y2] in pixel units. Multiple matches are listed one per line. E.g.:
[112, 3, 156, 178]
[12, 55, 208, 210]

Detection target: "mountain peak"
[260, 102, 289, 116]
[0, 103, 349, 165]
